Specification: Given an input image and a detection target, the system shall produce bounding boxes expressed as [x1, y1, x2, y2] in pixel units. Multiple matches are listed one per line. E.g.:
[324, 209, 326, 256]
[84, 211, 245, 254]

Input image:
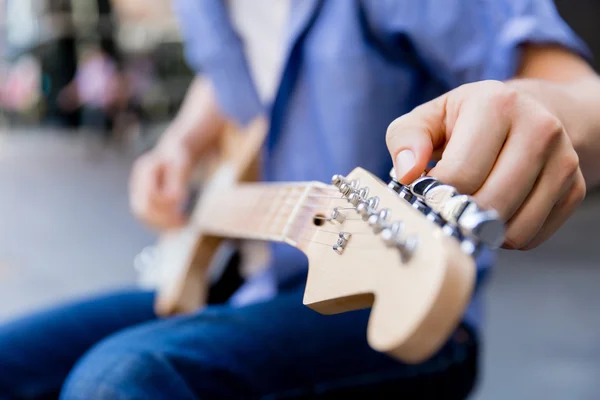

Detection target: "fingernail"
[395, 149, 416, 180]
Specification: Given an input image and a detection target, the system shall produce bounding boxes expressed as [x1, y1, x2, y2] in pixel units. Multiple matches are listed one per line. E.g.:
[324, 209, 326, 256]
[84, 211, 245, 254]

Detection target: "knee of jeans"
[59, 339, 187, 400]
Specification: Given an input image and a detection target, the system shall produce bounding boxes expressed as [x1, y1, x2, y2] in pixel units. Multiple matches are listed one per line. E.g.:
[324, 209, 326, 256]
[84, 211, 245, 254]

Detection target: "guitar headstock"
[302, 167, 504, 363]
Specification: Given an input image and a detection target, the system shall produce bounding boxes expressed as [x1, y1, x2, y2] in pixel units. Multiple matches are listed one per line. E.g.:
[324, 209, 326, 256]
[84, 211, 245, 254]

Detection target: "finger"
[162, 153, 191, 203]
[140, 207, 187, 231]
[521, 171, 586, 250]
[427, 93, 512, 194]
[503, 142, 580, 249]
[472, 122, 547, 221]
[386, 95, 446, 184]
[130, 157, 161, 214]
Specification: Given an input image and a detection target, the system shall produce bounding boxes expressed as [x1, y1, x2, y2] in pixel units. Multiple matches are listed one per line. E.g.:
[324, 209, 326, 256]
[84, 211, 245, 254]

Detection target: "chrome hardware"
[333, 232, 352, 254]
[331, 174, 344, 188]
[442, 223, 462, 240]
[398, 186, 414, 203]
[357, 187, 369, 200]
[356, 201, 371, 220]
[439, 194, 472, 223]
[426, 211, 444, 226]
[388, 180, 402, 194]
[331, 207, 346, 224]
[389, 167, 398, 181]
[349, 180, 360, 190]
[412, 199, 429, 214]
[399, 236, 418, 262]
[339, 183, 353, 197]
[381, 221, 404, 247]
[410, 176, 441, 198]
[457, 203, 505, 249]
[367, 196, 380, 210]
[460, 239, 479, 256]
[368, 208, 390, 233]
[424, 184, 458, 213]
[347, 192, 361, 206]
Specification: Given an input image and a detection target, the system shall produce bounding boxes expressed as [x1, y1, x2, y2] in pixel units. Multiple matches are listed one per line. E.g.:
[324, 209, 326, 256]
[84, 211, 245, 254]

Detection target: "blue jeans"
[0, 283, 478, 399]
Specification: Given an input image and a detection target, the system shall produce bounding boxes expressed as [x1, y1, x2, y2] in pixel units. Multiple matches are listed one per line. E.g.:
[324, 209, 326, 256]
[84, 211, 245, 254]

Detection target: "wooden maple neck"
[193, 181, 339, 250]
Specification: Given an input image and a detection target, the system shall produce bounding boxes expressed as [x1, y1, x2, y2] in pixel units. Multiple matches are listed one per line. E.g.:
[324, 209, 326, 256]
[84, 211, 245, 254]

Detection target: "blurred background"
[0, 1, 598, 399]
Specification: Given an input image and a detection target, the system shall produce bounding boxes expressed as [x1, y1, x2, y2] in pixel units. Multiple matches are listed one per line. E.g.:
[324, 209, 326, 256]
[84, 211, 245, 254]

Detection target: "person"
[1, 0, 600, 398]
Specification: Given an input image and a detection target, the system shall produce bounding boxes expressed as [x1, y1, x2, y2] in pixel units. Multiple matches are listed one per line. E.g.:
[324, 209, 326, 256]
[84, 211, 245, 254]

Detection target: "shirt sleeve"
[368, 0, 593, 88]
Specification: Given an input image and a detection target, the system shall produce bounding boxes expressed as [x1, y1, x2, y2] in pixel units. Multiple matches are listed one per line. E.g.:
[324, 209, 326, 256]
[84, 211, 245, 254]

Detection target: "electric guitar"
[134, 117, 505, 364]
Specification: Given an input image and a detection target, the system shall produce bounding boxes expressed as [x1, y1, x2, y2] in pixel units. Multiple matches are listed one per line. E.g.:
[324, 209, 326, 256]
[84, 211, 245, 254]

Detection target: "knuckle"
[485, 82, 519, 111]
[533, 113, 564, 145]
[504, 230, 529, 250]
[570, 173, 587, 205]
[559, 150, 581, 180]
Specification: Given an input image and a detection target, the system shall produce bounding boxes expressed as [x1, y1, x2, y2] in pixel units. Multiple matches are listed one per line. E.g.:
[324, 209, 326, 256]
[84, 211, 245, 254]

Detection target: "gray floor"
[0, 128, 598, 399]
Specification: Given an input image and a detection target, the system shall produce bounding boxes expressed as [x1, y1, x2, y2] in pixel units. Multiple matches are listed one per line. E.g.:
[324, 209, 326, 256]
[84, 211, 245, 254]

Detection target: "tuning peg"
[409, 176, 441, 198]
[426, 211, 444, 226]
[331, 174, 345, 188]
[367, 196, 380, 210]
[389, 167, 397, 181]
[423, 184, 458, 214]
[347, 192, 361, 206]
[411, 199, 430, 214]
[439, 194, 473, 223]
[398, 236, 418, 263]
[457, 203, 505, 249]
[388, 179, 402, 193]
[442, 223, 462, 240]
[339, 182, 354, 197]
[356, 202, 370, 220]
[358, 187, 369, 200]
[381, 221, 404, 247]
[368, 208, 390, 233]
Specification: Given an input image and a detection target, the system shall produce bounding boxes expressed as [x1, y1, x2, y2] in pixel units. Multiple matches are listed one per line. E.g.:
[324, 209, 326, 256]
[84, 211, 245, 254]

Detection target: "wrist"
[506, 77, 600, 188]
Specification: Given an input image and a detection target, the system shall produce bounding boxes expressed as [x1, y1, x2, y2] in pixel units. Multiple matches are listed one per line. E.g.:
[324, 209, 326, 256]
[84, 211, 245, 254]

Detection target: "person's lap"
[0, 284, 478, 399]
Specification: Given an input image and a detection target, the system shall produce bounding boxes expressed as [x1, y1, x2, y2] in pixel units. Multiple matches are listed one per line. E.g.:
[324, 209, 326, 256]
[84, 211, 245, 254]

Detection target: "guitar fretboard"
[194, 181, 336, 248]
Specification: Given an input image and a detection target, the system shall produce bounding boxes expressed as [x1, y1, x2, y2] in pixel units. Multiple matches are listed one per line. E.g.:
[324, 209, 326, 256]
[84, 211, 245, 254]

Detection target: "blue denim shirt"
[173, 0, 589, 331]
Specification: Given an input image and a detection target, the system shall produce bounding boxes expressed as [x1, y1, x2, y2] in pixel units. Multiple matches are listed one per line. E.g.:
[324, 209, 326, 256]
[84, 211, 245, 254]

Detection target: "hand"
[386, 80, 586, 250]
[129, 138, 195, 230]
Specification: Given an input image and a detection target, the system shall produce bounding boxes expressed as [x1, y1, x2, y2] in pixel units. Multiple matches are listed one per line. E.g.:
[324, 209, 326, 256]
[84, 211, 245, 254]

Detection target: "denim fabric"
[0, 284, 477, 399]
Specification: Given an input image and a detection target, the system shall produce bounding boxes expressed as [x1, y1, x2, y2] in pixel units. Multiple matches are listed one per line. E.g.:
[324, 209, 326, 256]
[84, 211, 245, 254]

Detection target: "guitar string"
[200, 185, 395, 246]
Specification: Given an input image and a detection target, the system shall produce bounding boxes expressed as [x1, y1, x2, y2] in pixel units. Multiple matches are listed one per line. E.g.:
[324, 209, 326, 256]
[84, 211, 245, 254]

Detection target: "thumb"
[386, 98, 447, 184]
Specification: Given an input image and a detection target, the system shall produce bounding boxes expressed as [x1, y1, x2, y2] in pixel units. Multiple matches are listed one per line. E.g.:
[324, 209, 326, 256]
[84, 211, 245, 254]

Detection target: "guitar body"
[152, 117, 268, 316]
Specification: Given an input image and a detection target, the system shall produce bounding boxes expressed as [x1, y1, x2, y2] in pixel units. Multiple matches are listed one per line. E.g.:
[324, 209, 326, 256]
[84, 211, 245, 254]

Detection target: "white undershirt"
[228, 0, 290, 105]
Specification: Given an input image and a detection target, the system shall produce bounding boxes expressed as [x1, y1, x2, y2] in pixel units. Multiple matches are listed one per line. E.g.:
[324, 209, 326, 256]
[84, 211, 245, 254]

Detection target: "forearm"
[159, 75, 226, 162]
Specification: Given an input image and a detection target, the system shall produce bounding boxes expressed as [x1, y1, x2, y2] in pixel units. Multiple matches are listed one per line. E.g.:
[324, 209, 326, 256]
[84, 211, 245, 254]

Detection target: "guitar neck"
[193, 180, 337, 249]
